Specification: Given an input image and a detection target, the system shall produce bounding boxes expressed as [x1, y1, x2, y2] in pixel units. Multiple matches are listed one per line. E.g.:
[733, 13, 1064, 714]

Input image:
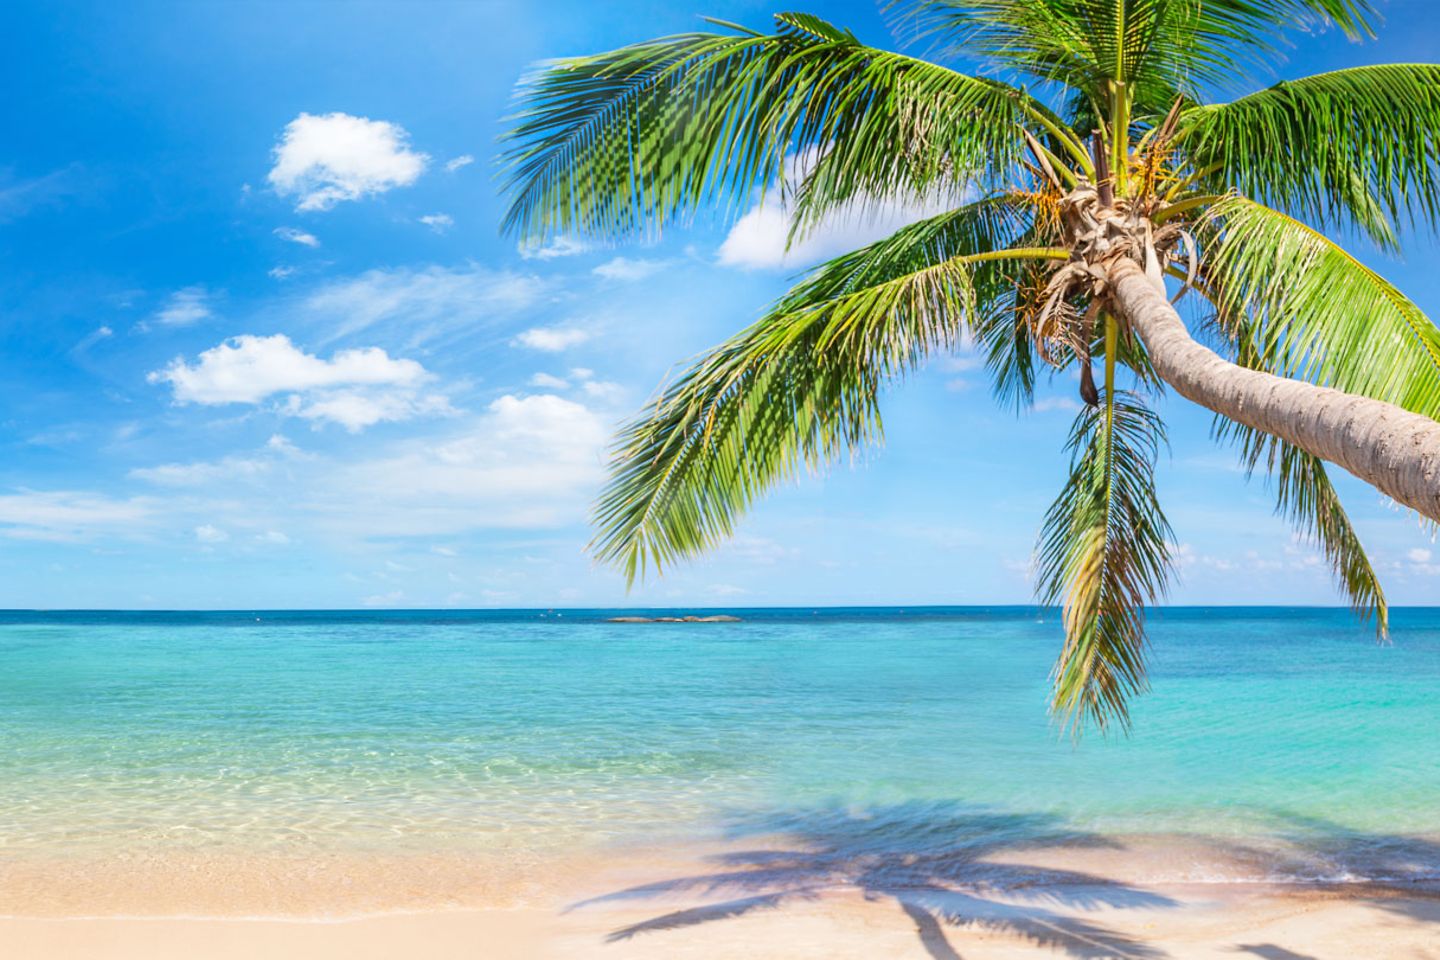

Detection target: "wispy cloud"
[418, 213, 454, 233]
[149, 286, 215, 328]
[444, 155, 475, 173]
[0, 165, 83, 223]
[274, 226, 320, 247]
[592, 256, 668, 282]
[302, 263, 543, 347]
[519, 235, 588, 260]
[512, 325, 589, 351]
[0, 491, 155, 542]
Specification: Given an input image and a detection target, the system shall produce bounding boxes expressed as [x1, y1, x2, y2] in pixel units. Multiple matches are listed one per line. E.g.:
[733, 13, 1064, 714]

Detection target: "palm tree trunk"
[1107, 258, 1440, 522]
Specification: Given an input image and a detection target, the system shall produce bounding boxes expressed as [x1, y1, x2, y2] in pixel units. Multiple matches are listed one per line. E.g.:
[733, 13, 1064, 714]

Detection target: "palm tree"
[500, 1, 1440, 733]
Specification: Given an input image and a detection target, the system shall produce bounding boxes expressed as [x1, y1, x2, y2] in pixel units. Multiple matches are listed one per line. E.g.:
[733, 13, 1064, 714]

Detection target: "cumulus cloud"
[150, 334, 427, 405]
[151, 286, 214, 328]
[274, 226, 320, 248]
[592, 256, 667, 282]
[147, 335, 451, 431]
[717, 151, 959, 270]
[418, 213, 454, 233]
[529, 372, 570, 389]
[268, 112, 428, 212]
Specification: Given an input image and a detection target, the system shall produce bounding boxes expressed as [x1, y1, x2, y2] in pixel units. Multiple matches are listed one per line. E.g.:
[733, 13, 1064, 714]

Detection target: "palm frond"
[1194, 195, 1440, 418]
[1038, 391, 1174, 734]
[1218, 421, 1388, 637]
[591, 199, 1061, 581]
[892, 0, 1377, 118]
[1179, 65, 1440, 234]
[500, 17, 1039, 243]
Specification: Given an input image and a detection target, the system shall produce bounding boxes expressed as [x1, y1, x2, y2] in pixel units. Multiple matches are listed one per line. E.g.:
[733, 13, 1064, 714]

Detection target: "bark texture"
[1107, 257, 1440, 522]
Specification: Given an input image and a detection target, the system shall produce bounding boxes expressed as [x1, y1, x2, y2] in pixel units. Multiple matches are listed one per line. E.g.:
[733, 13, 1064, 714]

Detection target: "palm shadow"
[569, 803, 1176, 958]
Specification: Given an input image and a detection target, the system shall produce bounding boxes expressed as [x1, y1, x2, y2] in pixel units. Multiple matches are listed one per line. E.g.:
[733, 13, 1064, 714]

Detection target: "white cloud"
[1407, 548, 1432, 564]
[303, 263, 543, 347]
[529, 372, 570, 389]
[130, 435, 306, 487]
[593, 257, 667, 282]
[717, 150, 960, 270]
[268, 112, 428, 212]
[73, 326, 113, 352]
[279, 388, 456, 432]
[194, 524, 229, 544]
[274, 226, 320, 248]
[512, 325, 590, 352]
[328, 393, 611, 534]
[269, 266, 298, 280]
[255, 530, 290, 544]
[363, 590, 406, 607]
[580, 379, 625, 403]
[132, 454, 273, 486]
[148, 334, 451, 432]
[445, 155, 475, 173]
[418, 213, 454, 233]
[1032, 396, 1083, 413]
[150, 334, 428, 405]
[519, 236, 588, 260]
[152, 286, 214, 328]
[0, 491, 154, 541]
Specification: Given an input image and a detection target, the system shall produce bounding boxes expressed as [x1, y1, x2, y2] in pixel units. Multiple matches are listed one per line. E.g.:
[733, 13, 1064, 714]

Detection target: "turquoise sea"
[3, 607, 1439, 889]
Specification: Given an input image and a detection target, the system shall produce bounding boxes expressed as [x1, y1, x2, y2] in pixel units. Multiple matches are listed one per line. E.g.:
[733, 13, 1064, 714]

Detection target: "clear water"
[2, 607, 1438, 882]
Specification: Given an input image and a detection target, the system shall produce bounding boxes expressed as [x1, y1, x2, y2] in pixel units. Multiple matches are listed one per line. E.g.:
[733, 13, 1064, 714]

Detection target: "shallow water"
[1, 607, 1438, 890]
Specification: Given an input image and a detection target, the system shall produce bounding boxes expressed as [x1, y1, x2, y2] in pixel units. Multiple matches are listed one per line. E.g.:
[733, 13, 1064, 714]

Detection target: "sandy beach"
[3, 837, 1439, 959]
[3, 880, 1437, 959]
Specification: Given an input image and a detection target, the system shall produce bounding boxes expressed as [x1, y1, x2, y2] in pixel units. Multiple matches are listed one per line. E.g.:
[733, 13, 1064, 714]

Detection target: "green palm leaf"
[1194, 196, 1440, 418]
[500, 17, 1043, 243]
[895, 0, 1376, 120]
[1038, 390, 1174, 733]
[591, 199, 1064, 582]
[1179, 65, 1440, 232]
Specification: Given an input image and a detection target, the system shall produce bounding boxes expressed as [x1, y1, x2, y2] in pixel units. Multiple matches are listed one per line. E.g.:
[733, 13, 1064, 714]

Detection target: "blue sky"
[1, 0, 1438, 609]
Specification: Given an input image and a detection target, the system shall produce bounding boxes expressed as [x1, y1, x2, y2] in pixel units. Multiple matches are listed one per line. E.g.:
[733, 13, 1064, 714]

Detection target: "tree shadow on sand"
[567, 804, 1176, 959]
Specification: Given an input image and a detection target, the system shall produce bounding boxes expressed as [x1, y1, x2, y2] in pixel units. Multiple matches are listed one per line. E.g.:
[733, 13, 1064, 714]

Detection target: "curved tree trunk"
[1106, 257, 1440, 523]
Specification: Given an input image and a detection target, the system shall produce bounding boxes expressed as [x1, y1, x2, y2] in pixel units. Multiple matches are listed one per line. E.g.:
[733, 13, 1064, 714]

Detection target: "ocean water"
[2, 607, 1439, 889]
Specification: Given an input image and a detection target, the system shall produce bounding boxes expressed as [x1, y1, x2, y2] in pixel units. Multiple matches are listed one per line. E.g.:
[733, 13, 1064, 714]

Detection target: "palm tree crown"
[500, 0, 1440, 733]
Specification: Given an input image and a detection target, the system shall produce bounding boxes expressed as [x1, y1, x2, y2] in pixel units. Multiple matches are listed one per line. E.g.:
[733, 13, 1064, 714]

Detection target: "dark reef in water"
[607, 614, 742, 623]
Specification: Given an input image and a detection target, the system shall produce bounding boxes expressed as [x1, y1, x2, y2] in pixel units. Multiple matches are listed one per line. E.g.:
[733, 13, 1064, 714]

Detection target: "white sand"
[3, 838, 1437, 958]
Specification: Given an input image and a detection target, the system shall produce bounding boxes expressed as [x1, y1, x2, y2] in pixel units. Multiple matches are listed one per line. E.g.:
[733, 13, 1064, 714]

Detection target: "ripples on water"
[1, 607, 1438, 885]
